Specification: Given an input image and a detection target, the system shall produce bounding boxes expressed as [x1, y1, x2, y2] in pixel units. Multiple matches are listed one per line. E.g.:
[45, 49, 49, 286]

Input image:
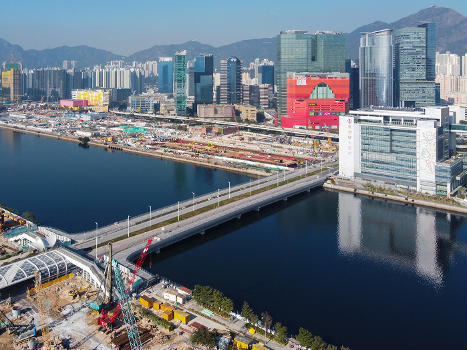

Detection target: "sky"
[1, 0, 464, 55]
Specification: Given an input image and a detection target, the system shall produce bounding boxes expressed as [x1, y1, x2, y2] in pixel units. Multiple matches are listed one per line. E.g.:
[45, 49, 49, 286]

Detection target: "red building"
[281, 73, 350, 130]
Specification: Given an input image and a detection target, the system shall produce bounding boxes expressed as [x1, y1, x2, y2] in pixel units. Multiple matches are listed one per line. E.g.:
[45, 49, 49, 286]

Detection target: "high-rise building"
[174, 50, 187, 115]
[158, 57, 174, 93]
[62, 60, 77, 70]
[281, 72, 349, 130]
[359, 29, 394, 108]
[194, 54, 214, 106]
[345, 59, 360, 109]
[311, 31, 346, 73]
[339, 107, 464, 196]
[186, 61, 195, 97]
[435, 52, 467, 105]
[277, 30, 346, 121]
[277, 30, 313, 118]
[1, 63, 22, 102]
[258, 64, 274, 86]
[394, 23, 436, 107]
[220, 57, 242, 105]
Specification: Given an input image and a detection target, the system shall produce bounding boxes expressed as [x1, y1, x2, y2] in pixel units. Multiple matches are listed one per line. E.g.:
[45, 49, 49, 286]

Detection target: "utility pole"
[149, 205, 152, 228]
[95, 222, 98, 260]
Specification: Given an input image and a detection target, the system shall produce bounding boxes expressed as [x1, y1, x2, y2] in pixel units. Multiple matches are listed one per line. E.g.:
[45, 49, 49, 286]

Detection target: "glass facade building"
[277, 30, 346, 119]
[359, 29, 394, 108]
[157, 58, 173, 93]
[339, 107, 465, 196]
[194, 54, 214, 106]
[394, 23, 436, 108]
[311, 32, 346, 73]
[174, 50, 187, 115]
[259, 64, 274, 86]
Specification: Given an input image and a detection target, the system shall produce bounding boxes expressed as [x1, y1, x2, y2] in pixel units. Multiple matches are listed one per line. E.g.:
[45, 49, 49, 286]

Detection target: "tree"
[191, 327, 216, 348]
[261, 311, 273, 336]
[241, 301, 253, 323]
[221, 296, 234, 315]
[297, 328, 314, 348]
[274, 322, 288, 344]
[212, 289, 224, 311]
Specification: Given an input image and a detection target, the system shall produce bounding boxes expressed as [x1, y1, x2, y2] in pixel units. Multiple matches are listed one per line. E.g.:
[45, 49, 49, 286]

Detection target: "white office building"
[339, 106, 465, 196]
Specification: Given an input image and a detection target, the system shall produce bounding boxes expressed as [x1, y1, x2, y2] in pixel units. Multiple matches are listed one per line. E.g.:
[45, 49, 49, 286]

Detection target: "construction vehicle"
[0, 310, 36, 341]
[68, 286, 86, 299]
[97, 237, 154, 331]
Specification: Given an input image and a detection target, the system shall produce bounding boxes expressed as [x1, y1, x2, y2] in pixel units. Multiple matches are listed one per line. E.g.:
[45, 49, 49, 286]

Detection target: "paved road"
[88, 166, 334, 276]
[73, 162, 335, 250]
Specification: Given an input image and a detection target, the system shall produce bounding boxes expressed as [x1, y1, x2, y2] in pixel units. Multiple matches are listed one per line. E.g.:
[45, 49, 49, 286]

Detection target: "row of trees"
[193, 285, 234, 317]
[191, 291, 350, 349]
[297, 328, 350, 350]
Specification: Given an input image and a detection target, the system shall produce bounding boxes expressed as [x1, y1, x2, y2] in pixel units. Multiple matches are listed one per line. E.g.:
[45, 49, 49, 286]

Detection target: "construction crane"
[98, 237, 154, 331]
[33, 270, 51, 349]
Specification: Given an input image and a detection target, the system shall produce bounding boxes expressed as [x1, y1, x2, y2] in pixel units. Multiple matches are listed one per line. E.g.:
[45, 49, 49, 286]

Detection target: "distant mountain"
[0, 6, 465, 68]
[0, 39, 122, 69]
[345, 6, 467, 59]
[126, 38, 276, 69]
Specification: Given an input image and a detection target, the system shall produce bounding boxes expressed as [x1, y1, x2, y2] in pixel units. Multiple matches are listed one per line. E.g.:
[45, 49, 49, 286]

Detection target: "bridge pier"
[283, 197, 288, 202]
[237, 214, 241, 219]
[256, 207, 261, 212]
[200, 230, 205, 235]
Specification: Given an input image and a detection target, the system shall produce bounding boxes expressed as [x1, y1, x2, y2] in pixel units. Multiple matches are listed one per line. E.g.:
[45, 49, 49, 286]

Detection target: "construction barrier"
[27, 272, 74, 295]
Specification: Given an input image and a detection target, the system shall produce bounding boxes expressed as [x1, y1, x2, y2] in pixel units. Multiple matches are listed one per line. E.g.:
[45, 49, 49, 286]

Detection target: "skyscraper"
[277, 30, 313, 118]
[359, 29, 393, 108]
[1, 63, 22, 101]
[394, 23, 436, 108]
[194, 54, 214, 106]
[220, 57, 242, 105]
[311, 31, 346, 73]
[158, 57, 173, 93]
[258, 64, 274, 86]
[174, 50, 187, 115]
[277, 30, 346, 120]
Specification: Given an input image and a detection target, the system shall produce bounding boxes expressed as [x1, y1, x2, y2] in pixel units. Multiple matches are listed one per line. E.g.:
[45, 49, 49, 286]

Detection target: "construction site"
[0, 228, 267, 350]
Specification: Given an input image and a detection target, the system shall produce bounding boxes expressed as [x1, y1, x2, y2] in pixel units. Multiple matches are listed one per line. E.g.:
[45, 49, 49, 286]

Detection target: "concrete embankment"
[0, 124, 267, 178]
[324, 182, 467, 215]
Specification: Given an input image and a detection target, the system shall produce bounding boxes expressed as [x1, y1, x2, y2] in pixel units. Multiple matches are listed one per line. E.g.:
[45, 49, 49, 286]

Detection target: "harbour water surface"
[1, 128, 465, 349]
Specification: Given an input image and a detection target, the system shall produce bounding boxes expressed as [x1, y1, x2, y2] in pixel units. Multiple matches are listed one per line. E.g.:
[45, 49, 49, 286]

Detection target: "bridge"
[86, 164, 334, 280]
[113, 111, 339, 141]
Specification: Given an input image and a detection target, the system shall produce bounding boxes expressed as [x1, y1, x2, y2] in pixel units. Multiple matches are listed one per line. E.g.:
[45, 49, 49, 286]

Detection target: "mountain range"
[0, 6, 465, 69]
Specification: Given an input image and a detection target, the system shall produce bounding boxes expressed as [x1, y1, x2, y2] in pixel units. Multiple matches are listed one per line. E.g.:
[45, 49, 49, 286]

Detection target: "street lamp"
[95, 222, 98, 260]
[127, 215, 130, 238]
[149, 205, 152, 228]
[217, 189, 220, 207]
[191, 192, 195, 212]
[228, 181, 231, 199]
[177, 201, 180, 222]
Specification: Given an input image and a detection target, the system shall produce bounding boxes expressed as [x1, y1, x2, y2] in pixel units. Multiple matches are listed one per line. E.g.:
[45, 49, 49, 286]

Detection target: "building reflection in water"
[337, 192, 464, 284]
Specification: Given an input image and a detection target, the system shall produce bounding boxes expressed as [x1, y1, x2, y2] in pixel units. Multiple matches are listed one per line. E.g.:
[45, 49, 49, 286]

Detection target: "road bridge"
[91, 166, 333, 280]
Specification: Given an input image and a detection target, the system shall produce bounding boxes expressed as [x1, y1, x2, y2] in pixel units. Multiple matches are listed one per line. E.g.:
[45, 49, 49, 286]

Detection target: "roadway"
[71, 162, 334, 250]
[89, 166, 334, 277]
[113, 110, 339, 141]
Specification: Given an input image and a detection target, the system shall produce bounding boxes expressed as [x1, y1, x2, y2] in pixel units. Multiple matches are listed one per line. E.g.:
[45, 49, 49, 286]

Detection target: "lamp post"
[95, 222, 98, 260]
[228, 181, 231, 199]
[217, 189, 220, 207]
[191, 192, 195, 212]
[127, 215, 130, 238]
[177, 201, 180, 222]
[249, 179, 251, 196]
[148, 205, 152, 228]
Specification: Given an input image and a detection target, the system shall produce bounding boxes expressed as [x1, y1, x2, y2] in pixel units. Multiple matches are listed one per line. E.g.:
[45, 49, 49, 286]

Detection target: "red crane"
[97, 236, 157, 330]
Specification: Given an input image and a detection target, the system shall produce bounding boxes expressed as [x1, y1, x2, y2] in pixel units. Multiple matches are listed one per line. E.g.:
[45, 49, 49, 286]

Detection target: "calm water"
[1, 128, 466, 349]
[0, 128, 249, 232]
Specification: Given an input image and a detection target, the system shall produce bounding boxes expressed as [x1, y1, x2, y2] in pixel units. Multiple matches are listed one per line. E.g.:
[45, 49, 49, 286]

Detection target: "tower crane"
[33, 270, 51, 349]
[97, 237, 155, 332]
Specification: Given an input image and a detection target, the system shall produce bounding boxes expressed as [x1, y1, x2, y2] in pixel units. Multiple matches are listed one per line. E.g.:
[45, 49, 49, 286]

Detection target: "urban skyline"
[0, 1, 464, 55]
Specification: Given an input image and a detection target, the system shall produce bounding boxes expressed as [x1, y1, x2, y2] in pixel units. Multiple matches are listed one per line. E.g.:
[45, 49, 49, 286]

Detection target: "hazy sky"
[1, 0, 464, 55]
